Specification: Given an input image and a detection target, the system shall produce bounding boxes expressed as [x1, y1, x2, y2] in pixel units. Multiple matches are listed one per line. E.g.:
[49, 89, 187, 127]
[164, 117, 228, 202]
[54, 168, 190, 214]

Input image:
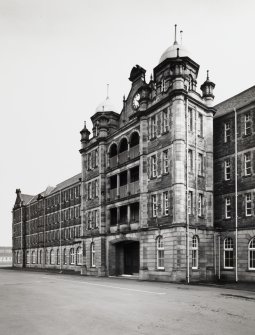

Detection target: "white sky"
[1, 0, 255, 246]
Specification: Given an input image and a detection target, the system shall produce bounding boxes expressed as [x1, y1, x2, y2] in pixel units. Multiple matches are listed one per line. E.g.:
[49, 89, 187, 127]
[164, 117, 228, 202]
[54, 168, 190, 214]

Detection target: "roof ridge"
[214, 85, 255, 108]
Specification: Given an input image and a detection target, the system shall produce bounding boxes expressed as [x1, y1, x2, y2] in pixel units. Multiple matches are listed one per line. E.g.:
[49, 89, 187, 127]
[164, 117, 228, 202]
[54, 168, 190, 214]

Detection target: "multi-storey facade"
[12, 32, 255, 283]
[12, 174, 82, 271]
[214, 86, 255, 282]
[79, 37, 216, 282]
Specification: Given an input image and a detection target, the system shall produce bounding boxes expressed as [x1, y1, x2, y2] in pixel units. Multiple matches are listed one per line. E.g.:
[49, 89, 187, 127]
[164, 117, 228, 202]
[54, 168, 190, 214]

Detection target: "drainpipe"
[185, 97, 190, 284]
[218, 235, 221, 279]
[234, 108, 238, 282]
[60, 190, 62, 272]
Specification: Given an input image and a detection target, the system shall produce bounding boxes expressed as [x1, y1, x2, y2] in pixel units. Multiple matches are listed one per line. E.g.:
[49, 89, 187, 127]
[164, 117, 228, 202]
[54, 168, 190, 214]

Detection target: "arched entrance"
[110, 239, 140, 276]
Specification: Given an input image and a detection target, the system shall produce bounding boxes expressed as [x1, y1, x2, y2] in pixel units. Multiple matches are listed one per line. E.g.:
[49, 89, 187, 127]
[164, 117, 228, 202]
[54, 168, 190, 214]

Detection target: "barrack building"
[12, 31, 255, 283]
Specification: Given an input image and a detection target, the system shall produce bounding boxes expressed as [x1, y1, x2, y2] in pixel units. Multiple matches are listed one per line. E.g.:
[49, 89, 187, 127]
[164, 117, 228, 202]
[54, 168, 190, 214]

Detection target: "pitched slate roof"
[214, 85, 255, 118]
[20, 173, 82, 205]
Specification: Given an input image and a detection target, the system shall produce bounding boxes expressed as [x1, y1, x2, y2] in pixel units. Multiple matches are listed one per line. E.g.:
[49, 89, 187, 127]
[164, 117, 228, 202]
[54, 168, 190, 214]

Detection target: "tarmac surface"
[0, 268, 255, 335]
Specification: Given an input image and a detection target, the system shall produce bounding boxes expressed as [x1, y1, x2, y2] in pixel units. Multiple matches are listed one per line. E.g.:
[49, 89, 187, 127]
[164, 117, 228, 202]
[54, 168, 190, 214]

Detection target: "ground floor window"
[248, 238, 255, 270]
[70, 248, 75, 265]
[76, 247, 82, 265]
[50, 249, 54, 265]
[63, 248, 67, 265]
[26, 251, 30, 264]
[224, 237, 234, 268]
[192, 236, 199, 269]
[91, 242, 95, 267]
[32, 250, 36, 264]
[57, 249, 60, 265]
[45, 250, 48, 264]
[39, 250, 42, 264]
[16, 251, 20, 264]
[156, 236, 164, 270]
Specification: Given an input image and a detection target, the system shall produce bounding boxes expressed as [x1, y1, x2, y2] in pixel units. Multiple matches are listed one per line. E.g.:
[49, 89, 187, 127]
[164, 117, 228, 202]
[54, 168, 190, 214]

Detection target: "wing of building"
[12, 30, 255, 283]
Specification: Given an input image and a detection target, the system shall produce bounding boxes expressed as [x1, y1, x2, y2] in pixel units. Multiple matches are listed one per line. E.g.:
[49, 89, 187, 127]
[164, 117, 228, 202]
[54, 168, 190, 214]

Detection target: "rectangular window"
[88, 211, 92, 229]
[188, 191, 193, 215]
[246, 193, 252, 216]
[152, 195, 157, 217]
[151, 155, 157, 178]
[244, 152, 251, 176]
[95, 149, 99, 167]
[88, 182, 92, 199]
[224, 159, 231, 180]
[163, 150, 169, 174]
[224, 122, 230, 143]
[151, 116, 156, 138]
[163, 192, 169, 215]
[198, 113, 203, 137]
[96, 179, 99, 197]
[225, 197, 231, 219]
[198, 153, 203, 176]
[162, 109, 168, 133]
[95, 210, 99, 227]
[188, 150, 193, 172]
[198, 194, 203, 217]
[245, 113, 251, 135]
[188, 108, 193, 132]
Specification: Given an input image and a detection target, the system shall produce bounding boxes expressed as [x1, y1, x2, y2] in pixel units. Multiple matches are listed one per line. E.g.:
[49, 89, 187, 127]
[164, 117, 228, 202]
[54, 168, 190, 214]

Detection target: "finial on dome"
[123, 95, 125, 102]
[180, 30, 183, 45]
[174, 24, 178, 45]
[207, 70, 209, 80]
[177, 48, 179, 58]
[106, 84, 109, 99]
[84, 121, 87, 128]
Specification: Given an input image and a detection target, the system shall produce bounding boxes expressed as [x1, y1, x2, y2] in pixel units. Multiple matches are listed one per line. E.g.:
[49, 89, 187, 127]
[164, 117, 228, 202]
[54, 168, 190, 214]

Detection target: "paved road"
[0, 269, 255, 335]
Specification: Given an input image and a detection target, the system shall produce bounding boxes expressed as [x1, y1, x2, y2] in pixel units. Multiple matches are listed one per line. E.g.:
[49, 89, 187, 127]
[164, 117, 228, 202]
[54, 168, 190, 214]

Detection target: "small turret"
[80, 122, 90, 149]
[200, 70, 215, 107]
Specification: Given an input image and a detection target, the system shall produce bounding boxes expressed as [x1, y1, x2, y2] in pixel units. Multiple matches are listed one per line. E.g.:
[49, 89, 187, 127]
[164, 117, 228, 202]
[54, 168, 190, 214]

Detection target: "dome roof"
[159, 42, 191, 64]
[95, 97, 117, 113]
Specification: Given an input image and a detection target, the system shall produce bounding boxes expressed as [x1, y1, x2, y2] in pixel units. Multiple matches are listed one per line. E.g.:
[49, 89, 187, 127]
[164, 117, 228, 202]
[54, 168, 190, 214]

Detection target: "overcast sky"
[1, 0, 255, 246]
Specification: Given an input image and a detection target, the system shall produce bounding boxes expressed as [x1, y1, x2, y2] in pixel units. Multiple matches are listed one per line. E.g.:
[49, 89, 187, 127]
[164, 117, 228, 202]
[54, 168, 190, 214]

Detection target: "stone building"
[12, 29, 255, 283]
[214, 86, 255, 282]
[12, 174, 82, 271]
[79, 34, 216, 282]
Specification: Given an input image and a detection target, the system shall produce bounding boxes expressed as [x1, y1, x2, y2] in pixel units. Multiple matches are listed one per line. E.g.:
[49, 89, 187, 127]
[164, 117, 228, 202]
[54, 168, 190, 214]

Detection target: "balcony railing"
[129, 145, 139, 160]
[119, 184, 128, 198]
[129, 180, 139, 195]
[109, 156, 117, 169]
[119, 151, 128, 165]
[110, 188, 117, 201]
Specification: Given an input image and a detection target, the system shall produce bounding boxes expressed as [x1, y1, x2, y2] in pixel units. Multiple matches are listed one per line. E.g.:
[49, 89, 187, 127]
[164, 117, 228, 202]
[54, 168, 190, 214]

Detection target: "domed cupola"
[159, 25, 191, 64]
[95, 96, 117, 113]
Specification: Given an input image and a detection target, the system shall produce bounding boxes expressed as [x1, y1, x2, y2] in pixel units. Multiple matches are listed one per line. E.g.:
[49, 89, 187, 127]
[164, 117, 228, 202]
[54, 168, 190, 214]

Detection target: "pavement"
[0, 268, 255, 335]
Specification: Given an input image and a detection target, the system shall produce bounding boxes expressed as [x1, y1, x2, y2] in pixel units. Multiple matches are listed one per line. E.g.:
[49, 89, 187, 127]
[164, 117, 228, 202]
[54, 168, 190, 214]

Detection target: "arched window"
[39, 250, 42, 264]
[50, 249, 54, 265]
[224, 237, 234, 269]
[17, 251, 20, 264]
[76, 247, 82, 265]
[109, 143, 117, 158]
[129, 132, 140, 159]
[248, 238, 255, 270]
[63, 248, 67, 265]
[45, 250, 48, 264]
[26, 251, 30, 264]
[130, 132, 140, 148]
[91, 242, 95, 268]
[32, 250, 36, 264]
[70, 248, 75, 265]
[156, 236, 164, 270]
[191, 236, 199, 269]
[56, 249, 60, 265]
[119, 138, 128, 154]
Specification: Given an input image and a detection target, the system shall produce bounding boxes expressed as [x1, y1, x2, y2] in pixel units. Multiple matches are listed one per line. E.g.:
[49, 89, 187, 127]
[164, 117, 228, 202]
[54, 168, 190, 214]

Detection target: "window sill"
[156, 268, 165, 272]
[197, 135, 204, 139]
[223, 268, 234, 271]
[162, 172, 169, 176]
